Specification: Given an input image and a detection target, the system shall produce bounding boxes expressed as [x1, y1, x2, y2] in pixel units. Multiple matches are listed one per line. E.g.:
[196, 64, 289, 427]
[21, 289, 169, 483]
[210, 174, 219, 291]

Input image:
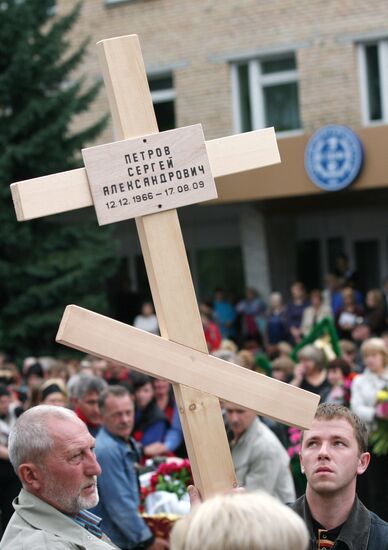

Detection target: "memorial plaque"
[82, 124, 217, 225]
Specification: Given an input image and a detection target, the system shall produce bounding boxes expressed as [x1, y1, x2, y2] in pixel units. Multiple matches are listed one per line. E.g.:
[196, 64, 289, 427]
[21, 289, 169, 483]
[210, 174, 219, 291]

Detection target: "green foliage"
[370, 419, 388, 456]
[0, 0, 117, 360]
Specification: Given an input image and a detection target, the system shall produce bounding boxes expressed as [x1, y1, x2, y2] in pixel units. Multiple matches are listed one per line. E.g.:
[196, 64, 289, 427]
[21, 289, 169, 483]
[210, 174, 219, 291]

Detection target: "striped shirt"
[73, 509, 103, 539]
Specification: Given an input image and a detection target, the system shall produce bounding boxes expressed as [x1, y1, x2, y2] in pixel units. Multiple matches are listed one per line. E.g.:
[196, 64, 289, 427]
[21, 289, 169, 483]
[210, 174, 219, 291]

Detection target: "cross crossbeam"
[58, 305, 320, 429]
[11, 128, 278, 221]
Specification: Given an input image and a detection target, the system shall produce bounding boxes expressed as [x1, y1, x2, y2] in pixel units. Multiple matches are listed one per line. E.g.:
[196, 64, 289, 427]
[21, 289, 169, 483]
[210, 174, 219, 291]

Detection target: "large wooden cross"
[10, 35, 319, 498]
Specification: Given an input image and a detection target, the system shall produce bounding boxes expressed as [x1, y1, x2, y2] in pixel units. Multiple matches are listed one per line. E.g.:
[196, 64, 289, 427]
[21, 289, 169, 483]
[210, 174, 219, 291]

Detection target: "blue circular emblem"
[304, 125, 363, 192]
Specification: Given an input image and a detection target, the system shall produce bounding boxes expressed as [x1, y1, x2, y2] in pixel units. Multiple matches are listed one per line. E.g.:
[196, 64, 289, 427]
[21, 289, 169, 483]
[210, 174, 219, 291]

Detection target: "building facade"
[58, 0, 388, 302]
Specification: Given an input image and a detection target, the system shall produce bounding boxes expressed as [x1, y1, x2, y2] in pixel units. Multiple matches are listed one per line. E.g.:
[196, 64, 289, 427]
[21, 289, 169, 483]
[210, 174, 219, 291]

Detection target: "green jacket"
[0, 489, 118, 550]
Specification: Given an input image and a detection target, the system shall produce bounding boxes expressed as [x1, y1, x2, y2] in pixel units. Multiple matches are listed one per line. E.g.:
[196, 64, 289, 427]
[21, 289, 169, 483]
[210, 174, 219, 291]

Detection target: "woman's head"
[297, 345, 326, 374]
[170, 492, 308, 550]
[310, 289, 322, 308]
[141, 302, 155, 317]
[339, 339, 357, 366]
[290, 282, 306, 301]
[366, 288, 383, 309]
[152, 378, 171, 398]
[133, 374, 155, 409]
[342, 287, 355, 307]
[361, 337, 388, 373]
[327, 358, 351, 386]
[269, 292, 283, 310]
[39, 378, 68, 407]
[271, 357, 295, 382]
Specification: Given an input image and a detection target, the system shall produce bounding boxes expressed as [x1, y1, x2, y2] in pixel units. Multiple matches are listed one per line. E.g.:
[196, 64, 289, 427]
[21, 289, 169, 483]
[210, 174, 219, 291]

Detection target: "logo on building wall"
[304, 125, 363, 192]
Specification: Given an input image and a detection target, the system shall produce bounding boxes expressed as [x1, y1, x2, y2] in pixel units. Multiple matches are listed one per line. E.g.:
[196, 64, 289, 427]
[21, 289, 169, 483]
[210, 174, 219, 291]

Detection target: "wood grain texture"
[97, 34, 237, 498]
[205, 127, 280, 177]
[57, 305, 320, 429]
[10, 128, 279, 221]
[10, 168, 92, 222]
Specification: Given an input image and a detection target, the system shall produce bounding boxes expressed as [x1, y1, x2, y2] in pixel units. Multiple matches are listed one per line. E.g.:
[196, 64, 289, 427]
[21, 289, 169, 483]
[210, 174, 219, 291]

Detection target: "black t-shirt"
[301, 378, 331, 401]
[312, 516, 346, 548]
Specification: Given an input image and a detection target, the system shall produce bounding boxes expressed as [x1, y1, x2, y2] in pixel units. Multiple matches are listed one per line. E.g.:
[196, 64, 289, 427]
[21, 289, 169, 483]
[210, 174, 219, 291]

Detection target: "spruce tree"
[0, 0, 117, 360]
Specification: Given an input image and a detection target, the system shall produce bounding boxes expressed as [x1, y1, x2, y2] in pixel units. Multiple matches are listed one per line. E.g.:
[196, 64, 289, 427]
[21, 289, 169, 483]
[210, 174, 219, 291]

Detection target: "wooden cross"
[10, 35, 319, 498]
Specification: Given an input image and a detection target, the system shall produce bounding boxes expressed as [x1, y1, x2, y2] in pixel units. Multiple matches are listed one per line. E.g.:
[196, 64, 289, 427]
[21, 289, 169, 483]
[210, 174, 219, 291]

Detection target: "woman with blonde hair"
[351, 337, 388, 520]
[170, 491, 308, 550]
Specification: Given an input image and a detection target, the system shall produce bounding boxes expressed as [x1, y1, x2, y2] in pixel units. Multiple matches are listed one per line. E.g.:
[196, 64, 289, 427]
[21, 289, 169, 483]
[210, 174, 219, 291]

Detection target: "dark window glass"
[149, 75, 173, 92]
[261, 56, 296, 74]
[154, 100, 175, 131]
[148, 74, 175, 131]
[365, 44, 382, 121]
[263, 81, 300, 131]
[237, 63, 252, 132]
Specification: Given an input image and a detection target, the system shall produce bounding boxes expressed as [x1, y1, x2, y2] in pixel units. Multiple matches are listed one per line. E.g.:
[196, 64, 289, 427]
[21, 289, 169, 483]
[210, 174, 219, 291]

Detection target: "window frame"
[358, 40, 388, 125]
[105, 0, 133, 6]
[231, 53, 301, 136]
[148, 72, 176, 105]
[147, 71, 176, 131]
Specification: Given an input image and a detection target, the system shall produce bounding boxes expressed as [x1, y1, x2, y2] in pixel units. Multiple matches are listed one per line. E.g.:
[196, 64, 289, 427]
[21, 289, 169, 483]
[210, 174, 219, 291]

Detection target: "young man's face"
[300, 418, 369, 497]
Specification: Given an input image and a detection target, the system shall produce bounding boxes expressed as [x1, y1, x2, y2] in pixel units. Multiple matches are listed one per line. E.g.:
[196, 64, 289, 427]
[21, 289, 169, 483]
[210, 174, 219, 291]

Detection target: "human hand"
[143, 442, 168, 457]
[148, 536, 169, 549]
[187, 484, 244, 509]
[188, 485, 202, 508]
[291, 363, 305, 386]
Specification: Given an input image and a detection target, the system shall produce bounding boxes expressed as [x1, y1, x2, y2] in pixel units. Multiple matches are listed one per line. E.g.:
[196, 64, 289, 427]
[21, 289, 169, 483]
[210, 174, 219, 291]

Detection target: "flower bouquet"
[149, 459, 193, 501]
[370, 388, 388, 456]
[140, 459, 192, 540]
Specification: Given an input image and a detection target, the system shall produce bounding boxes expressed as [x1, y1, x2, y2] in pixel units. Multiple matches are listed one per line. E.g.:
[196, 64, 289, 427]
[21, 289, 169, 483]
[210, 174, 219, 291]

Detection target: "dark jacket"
[290, 495, 388, 550]
[133, 399, 168, 446]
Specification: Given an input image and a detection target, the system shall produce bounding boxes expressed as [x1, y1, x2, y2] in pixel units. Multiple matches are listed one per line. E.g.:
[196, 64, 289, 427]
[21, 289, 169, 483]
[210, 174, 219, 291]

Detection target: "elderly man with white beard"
[0, 405, 118, 549]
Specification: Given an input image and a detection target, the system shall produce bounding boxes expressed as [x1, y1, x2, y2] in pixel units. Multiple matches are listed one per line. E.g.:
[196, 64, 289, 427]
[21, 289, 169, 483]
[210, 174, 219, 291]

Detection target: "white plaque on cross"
[82, 124, 217, 225]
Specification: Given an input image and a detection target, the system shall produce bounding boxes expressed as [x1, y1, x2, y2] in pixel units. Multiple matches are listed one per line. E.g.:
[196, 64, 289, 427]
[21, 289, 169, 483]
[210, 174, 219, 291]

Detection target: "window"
[358, 41, 388, 124]
[232, 53, 301, 134]
[148, 73, 176, 132]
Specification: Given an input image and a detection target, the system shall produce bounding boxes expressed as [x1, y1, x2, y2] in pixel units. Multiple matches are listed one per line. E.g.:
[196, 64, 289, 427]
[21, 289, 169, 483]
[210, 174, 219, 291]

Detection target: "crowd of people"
[0, 256, 387, 548]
